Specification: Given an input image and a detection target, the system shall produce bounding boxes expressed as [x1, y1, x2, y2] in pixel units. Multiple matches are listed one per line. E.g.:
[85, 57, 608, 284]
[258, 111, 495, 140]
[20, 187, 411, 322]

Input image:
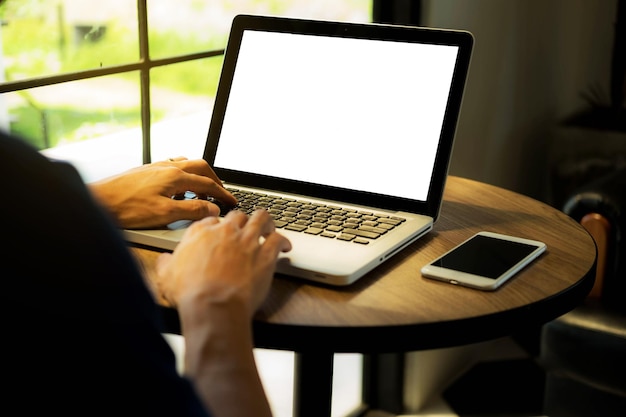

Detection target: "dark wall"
[394, 0, 621, 201]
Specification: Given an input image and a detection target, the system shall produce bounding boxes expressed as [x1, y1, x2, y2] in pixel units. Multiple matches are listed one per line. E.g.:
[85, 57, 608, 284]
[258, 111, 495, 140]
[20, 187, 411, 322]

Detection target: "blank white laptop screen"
[214, 30, 459, 202]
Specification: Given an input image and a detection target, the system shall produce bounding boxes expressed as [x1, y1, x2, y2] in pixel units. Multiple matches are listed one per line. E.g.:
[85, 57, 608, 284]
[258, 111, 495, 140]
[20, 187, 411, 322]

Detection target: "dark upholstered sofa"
[540, 167, 626, 417]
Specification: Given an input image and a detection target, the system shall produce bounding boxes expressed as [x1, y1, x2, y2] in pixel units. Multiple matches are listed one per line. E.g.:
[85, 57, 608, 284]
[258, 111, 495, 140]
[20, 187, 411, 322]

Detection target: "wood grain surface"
[132, 176, 596, 353]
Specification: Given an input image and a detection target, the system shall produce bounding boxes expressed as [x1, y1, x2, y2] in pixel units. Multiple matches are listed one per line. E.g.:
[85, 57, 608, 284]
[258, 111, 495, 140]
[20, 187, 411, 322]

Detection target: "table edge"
[158, 257, 595, 353]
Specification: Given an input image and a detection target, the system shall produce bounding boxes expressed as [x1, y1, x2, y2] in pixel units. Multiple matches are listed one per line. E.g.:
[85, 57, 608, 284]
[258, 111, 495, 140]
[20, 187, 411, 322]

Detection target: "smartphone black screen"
[432, 234, 540, 279]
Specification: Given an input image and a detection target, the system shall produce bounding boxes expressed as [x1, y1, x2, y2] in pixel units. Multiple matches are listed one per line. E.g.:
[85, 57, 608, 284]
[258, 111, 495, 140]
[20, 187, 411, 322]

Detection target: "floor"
[163, 334, 548, 417]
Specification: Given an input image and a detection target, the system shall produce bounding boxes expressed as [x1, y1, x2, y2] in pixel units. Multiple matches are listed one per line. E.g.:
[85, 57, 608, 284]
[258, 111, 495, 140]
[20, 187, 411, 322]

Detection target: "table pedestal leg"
[293, 351, 334, 417]
[362, 353, 405, 414]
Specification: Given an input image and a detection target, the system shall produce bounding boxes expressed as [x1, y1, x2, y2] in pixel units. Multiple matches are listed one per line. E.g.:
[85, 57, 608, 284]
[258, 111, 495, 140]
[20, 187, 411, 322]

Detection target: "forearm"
[179, 294, 272, 417]
[86, 180, 126, 223]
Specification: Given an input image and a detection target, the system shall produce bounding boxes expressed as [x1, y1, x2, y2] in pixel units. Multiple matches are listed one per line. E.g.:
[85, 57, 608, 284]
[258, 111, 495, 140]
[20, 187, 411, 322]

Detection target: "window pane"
[0, 0, 138, 81]
[4, 74, 144, 181]
[148, 0, 373, 58]
[149, 56, 223, 161]
[147, 0, 228, 58]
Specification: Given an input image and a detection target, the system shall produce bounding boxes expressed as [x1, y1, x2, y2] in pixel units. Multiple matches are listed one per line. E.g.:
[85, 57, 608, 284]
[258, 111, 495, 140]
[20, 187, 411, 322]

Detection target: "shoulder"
[1, 130, 211, 416]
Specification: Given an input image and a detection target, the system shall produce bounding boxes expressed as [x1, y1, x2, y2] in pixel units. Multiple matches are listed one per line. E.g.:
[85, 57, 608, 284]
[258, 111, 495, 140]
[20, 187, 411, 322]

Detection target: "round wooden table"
[132, 176, 596, 417]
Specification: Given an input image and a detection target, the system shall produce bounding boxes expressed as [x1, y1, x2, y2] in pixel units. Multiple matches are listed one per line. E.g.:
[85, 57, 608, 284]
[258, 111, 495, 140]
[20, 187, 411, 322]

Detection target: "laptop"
[124, 14, 473, 286]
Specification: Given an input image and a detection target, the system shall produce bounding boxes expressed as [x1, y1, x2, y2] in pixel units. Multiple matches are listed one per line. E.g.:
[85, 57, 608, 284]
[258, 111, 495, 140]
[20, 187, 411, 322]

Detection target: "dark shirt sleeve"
[1, 132, 210, 416]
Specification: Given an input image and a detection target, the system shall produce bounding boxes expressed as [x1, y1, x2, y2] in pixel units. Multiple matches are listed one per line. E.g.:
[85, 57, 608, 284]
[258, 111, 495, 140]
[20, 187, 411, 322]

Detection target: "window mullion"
[137, 0, 151, 164]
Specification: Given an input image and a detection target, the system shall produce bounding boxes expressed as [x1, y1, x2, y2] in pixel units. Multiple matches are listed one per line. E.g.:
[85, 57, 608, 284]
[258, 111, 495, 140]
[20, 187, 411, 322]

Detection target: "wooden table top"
[133, 176, 596, 353]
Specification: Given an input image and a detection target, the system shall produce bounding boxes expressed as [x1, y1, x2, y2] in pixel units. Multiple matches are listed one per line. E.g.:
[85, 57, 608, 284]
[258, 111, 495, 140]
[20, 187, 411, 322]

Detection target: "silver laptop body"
[124, 14, 473, 286]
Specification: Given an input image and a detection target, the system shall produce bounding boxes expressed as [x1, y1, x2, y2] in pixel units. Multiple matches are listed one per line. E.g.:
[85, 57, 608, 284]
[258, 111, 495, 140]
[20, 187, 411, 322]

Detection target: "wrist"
[88, 181, 118, 213]
[179, 291, 255, 373]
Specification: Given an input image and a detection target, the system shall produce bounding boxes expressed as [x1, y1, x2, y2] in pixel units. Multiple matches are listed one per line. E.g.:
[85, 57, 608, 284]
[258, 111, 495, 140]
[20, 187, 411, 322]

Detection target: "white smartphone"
[421, 231, 547, 291]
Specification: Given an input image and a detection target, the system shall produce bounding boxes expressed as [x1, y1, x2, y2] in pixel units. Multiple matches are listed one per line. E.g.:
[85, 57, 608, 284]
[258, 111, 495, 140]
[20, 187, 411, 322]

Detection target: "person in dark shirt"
[2, 130, 291, 417]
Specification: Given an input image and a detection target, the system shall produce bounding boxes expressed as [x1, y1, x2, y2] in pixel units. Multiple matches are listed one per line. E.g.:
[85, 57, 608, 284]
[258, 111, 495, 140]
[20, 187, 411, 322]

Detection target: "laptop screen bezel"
[203, 14, 473, 220]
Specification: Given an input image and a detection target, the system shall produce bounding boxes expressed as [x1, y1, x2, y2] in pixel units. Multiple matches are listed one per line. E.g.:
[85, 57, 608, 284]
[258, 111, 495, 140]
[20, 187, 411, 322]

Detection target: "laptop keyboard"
[191, 188, 406, 245]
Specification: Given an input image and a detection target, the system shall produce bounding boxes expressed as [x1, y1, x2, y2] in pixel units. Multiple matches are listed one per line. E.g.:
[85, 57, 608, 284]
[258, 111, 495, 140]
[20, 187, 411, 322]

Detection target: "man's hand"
[89, 157, 238, 229]
[155, 209, 291, 314]
[153, 210, 291, 417]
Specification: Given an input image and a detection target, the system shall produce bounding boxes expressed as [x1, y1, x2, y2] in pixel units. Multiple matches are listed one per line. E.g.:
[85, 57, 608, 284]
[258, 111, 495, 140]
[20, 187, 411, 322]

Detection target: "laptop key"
[342, 228, 380, 239]
[285, 224, 307, 232]
[274, 220, 289, 228]
[359, 225, 388, 235]
[378, 218, 403, 226]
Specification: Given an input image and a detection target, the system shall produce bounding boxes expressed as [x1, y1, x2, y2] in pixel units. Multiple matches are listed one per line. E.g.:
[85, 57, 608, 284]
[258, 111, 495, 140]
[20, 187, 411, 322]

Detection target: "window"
[0, 0, 372, 181]
[1, 2, 373, 417]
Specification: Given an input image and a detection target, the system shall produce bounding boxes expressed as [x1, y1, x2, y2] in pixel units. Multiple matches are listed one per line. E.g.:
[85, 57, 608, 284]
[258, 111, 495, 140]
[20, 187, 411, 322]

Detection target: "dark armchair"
[540, 167, 626, 417]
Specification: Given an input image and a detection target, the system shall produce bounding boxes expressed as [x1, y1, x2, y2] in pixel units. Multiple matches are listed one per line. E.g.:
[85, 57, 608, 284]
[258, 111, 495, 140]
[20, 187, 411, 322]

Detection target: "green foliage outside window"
[0, 3, 223, 149]
[0, 0, 371, 150]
